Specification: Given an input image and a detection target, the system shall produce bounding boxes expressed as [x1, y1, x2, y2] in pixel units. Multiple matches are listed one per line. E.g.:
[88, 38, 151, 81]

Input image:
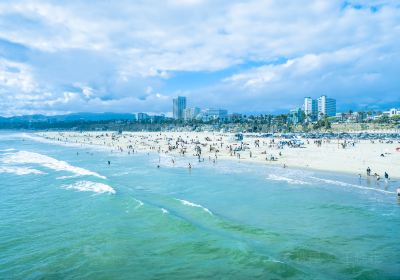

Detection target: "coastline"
[32, 131, 400, 180]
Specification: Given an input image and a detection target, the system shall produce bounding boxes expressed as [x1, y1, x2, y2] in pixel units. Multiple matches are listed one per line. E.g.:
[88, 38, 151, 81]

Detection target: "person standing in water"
[366, 167, 371, 176]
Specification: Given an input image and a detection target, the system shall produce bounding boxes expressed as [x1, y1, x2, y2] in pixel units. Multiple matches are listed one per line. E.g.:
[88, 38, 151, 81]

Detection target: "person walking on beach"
[384, 172, 389, 180]
[366, 167, 371, 176]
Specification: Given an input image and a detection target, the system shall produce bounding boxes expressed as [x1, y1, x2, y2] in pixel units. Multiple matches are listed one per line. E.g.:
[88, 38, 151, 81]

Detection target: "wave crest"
[0, 166, 45, 175]
[1, 151, 106, 179]
[63, 181, 116, 194]
[267, 174, 310, 185]
[176, 199, 213, 215]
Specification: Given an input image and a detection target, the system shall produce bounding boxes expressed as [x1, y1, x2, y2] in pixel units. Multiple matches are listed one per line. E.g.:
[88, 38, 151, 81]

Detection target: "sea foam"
[0, 166, 45, 175]
[62, 181, 116, 194]
[176, 199, 213, 215]
[0, 148, 16, 152]
[310, 177, 395, 194]
[1, 151, 106, 179]
[134, 198, 144, 209]
[267, 174, 310, 185]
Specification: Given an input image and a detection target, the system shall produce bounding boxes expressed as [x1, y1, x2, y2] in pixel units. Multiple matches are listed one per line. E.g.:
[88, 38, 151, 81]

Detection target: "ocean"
[0, 131, 399, 279]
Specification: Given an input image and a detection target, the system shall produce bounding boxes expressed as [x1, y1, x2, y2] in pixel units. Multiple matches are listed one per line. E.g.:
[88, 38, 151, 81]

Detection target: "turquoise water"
[0, 131, 399, 279]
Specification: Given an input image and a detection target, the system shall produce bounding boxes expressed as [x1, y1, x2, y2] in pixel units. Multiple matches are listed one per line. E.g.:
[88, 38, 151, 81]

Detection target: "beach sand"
[37, 131, 400, 179]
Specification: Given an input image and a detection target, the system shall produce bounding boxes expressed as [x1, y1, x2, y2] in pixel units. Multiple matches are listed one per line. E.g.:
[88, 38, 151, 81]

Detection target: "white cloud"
[0, 0, 399, 115]
[168, 0, 206, 6]
[0, 59, 36, 93]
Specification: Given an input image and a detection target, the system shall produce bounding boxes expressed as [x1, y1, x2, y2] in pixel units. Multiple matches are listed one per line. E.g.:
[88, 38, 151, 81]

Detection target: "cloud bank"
[0, 0, 399, 116]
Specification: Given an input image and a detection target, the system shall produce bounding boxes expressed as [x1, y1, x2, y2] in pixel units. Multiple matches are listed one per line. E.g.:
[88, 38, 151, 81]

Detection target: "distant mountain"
[0, 112, 136, 123]
[53, 112, 135, 122]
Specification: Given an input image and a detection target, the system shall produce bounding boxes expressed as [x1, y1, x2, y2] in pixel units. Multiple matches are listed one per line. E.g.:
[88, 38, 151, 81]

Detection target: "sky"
[0, 0, 399, 116]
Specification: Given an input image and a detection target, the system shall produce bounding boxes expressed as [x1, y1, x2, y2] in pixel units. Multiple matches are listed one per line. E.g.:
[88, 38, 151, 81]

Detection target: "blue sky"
[0, 0, 399, 116]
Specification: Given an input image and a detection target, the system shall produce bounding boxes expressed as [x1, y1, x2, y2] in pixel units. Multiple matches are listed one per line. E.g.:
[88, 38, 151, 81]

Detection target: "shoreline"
[31, 131, 400, 181]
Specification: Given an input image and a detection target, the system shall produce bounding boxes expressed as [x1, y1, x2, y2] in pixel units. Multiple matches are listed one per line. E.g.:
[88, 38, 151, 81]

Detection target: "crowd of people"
[39, 131, 400, 196]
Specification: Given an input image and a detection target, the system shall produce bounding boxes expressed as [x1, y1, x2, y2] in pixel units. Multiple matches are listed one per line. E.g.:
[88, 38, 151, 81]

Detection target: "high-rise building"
[173, 96, 187, 119]
[317, 95, 336, 118]
[303, 97, 318, 121]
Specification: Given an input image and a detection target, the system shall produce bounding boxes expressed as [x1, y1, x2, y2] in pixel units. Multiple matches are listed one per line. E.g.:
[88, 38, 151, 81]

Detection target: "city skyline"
[0, 1, 399, 116]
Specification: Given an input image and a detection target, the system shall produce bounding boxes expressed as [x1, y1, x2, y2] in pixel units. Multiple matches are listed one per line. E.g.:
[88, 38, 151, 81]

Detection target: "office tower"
[172, 96, 187, 120]
[317, 95, 336, 118]
[303, 97, 318, 121]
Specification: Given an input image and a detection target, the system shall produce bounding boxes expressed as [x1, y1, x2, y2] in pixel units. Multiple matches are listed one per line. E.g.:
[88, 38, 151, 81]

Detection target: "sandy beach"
[37, 131, 400, 179]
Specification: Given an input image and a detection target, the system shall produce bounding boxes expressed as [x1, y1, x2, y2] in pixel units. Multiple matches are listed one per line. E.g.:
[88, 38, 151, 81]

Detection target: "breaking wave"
[134, 198, 144, 209]
[267, 174, 310, 185]
[62, 181, 116, 194]
[176, 199, 213, 215]
[1, 150, 106, 179]
[0, 166, 45, 175]
[310, 177, 395, 194]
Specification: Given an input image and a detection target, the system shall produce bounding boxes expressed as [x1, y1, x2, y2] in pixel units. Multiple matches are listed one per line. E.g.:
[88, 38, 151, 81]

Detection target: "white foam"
[153, 154, 194, 169]
[161, 208, 169, 214]
[267, 174, 310, 185]
[134, 198, 144, 209]
[0, 166, 45, 175]
[176, 199, 213, 215]
[63, 181, 116, 194]
[1, 151, 106, 179]
[310, 177, 395, 194]
[0, 148, 16, 152]
[56, 175, 80, 180]
[23, 133, 110, 152]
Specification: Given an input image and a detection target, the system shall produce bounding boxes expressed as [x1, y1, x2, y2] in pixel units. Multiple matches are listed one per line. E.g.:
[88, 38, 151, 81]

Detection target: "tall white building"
[172, 96, 187, 120]
[317, 95, 336, 118]
[303, 97, 318, 121]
